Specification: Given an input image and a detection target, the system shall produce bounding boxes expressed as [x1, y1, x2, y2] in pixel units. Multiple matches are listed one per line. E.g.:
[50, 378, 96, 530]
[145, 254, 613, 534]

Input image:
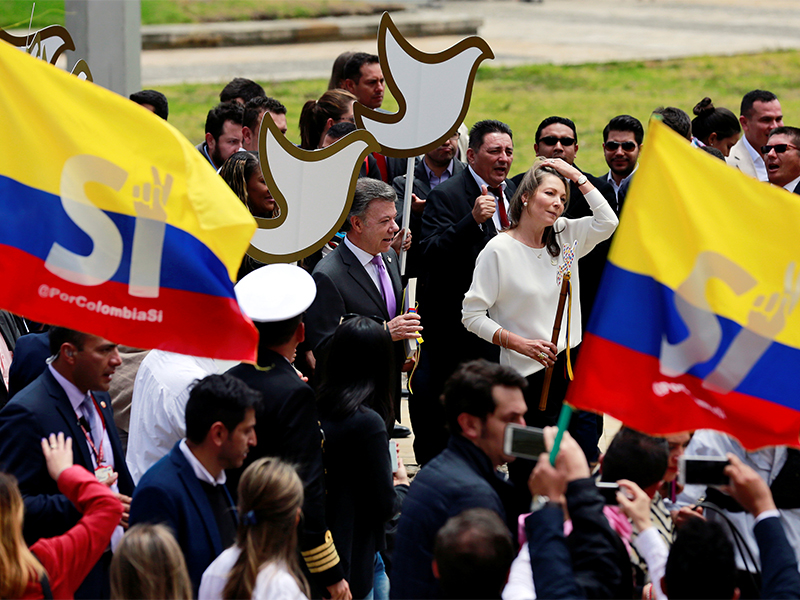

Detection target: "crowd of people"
[0, 47, 799, 600]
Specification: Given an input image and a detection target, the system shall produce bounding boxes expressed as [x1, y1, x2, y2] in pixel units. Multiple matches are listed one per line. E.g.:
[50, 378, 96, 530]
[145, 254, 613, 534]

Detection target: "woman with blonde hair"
[298, 89, 356, 150]
[0, 433, 122, 599]
[199, 457, 309, 600]
[110, 523, 192, 600]
[463, 158, 617, 484]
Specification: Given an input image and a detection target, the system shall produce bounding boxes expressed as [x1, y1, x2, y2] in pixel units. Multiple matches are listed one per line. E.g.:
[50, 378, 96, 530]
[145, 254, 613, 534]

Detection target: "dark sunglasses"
[604, 140, 637, 151]
[539, 136, 576, 147]
[761, 143, 798, 155]
[338, 313, 387, 330]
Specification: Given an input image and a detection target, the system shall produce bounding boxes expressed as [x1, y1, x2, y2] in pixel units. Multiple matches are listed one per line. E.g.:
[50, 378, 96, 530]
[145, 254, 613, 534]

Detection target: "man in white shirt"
[727, 89, 784, 181]
[125, 349, 221, 483]
[763, 126, 800, 194]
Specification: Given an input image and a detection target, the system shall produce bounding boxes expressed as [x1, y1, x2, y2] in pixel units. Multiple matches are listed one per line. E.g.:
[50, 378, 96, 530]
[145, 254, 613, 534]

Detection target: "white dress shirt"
[126, 350, 220, 484]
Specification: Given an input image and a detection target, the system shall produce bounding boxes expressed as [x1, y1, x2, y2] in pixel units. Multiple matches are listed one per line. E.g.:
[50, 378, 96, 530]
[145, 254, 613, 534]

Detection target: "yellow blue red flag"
[0, 39, 258, 361]
[568, 119, 800, 449]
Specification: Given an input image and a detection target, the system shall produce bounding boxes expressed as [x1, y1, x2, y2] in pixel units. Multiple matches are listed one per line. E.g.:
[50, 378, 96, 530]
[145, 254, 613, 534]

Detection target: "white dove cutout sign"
[250, 113, 380, 263]
[250, 12, 492, 264]
[0, 25, 94, 81]
[355, 13, 493, 157]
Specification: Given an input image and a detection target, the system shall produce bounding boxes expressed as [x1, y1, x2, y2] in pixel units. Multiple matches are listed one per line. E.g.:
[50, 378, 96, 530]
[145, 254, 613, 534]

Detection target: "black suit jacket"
[227, 353, 346, 589]
[306, 242, 402, 349]
[0, 367, 134, 598]
[392, 158, 467, 280]
[306, 241, 405, 421]
[7, 330, 50, 400]
[419, 168, 512, 363]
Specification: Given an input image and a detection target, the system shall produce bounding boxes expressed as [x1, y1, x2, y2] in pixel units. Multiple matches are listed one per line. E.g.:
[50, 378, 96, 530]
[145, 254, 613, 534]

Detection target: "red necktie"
[489, 186, 509, 228]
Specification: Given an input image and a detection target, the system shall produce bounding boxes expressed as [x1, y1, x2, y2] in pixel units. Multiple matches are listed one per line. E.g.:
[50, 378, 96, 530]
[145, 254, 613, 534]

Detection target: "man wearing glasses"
[601, 114, 644, 214]
[511, 116, 612, 219]
[763, 127, 800, 194]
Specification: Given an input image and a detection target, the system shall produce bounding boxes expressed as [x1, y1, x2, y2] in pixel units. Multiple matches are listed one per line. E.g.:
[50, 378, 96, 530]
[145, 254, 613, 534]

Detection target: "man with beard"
[196, 102, 244, 170]
[601, 115, 643, 214]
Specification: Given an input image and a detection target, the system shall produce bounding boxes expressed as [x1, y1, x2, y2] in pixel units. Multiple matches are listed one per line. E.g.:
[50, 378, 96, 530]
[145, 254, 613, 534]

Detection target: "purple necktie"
[371, 255, 396, 318]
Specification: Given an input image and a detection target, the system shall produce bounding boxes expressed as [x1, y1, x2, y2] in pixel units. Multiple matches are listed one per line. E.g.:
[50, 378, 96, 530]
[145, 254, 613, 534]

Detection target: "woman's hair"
[0, 472, 45, 598]
[508, 159, 570, 258]
[691, 97, 740, 144]
[328, 51, 354, 90]
[299, 89, 357, 150]
[316, 316, 396, 429]
[224, 458, 309, 600]
[110, 523, 192, 600]
[219, 151, 272, 217]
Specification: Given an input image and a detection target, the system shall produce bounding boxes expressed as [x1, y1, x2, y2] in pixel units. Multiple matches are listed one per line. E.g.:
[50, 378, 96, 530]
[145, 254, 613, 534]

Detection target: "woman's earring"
[523, 201, 528, 206]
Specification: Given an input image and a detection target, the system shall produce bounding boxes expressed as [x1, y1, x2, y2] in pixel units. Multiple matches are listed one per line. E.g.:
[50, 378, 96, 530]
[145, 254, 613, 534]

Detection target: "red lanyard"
[78, 393, 107, 465]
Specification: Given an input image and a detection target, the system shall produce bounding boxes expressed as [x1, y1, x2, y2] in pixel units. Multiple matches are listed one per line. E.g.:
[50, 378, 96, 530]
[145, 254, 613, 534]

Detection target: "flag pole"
[399, 156, 415, 276]
[539, 272, 571, 411]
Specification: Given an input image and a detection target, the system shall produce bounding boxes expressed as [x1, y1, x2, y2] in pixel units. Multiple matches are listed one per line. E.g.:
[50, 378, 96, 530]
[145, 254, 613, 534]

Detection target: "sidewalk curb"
[141, 12, 482, 50]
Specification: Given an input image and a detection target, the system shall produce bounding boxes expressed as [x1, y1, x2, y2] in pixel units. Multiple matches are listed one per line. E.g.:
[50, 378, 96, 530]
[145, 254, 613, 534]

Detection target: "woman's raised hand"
[541, 157, 581, 183]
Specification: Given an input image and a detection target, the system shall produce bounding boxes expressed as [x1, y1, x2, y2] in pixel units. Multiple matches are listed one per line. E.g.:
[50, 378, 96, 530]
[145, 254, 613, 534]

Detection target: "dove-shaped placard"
[251, 113, 380, 263]
[0, 25, 75, 65]
[354, 12, 493, 158]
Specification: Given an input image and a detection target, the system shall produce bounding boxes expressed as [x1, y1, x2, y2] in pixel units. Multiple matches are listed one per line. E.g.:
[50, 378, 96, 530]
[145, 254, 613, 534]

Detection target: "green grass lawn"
[1, 0, 391, 29]
[158, 50, 800, 177]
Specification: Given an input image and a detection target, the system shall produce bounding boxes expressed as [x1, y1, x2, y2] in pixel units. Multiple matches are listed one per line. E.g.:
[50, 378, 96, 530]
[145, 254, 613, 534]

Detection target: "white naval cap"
[235, 263, 316, 323]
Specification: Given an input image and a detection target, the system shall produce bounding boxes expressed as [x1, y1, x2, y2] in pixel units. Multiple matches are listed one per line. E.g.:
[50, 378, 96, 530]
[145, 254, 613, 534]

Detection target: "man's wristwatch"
[575, 174, 588, 186]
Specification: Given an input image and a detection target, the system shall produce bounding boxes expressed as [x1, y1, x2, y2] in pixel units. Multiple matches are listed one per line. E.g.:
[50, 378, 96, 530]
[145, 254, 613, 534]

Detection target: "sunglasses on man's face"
[761, 143, 798, 155]
[604, 141, 637, 151]
[539, 136, 576, 147]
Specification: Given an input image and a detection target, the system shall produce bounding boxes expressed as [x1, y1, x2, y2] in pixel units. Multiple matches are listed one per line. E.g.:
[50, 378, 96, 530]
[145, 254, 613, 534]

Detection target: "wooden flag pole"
[539, 272, 571, 411]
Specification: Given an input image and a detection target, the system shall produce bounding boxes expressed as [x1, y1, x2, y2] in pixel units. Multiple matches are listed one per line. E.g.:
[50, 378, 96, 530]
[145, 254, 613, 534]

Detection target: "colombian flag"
[0, 39, 258, 361]
[568, 120, 800, 449]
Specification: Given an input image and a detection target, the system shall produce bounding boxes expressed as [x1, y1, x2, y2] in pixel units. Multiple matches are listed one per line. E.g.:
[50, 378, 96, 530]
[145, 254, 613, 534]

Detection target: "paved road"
[142, 0, 800, 85]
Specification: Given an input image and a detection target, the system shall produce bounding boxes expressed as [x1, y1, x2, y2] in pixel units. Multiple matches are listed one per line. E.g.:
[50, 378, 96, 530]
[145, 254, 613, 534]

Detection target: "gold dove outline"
[252, 111, 380, 264]
[353, 12, 494, 158]
[0, 25, 76, 65]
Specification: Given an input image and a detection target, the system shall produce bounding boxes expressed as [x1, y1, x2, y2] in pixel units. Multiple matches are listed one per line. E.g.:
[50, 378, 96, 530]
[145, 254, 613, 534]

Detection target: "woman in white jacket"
[462, 158, 618, 458]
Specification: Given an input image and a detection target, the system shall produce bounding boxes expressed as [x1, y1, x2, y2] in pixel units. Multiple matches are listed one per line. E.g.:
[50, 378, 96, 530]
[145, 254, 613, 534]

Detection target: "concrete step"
[140, 12, 482, 50]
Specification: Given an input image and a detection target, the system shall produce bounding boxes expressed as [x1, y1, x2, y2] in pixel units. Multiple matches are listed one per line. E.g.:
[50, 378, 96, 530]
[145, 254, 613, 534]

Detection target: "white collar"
[743, 135, 765, 166]
[783, 174, 800, 193]
[468, 165, 506, 193]
[344, 234, 378, 267]
[179, 439, 226, 486]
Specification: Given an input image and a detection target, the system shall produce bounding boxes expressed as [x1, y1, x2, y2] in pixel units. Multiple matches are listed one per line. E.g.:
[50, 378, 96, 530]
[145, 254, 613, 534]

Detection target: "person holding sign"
[461, 158, 617, 478]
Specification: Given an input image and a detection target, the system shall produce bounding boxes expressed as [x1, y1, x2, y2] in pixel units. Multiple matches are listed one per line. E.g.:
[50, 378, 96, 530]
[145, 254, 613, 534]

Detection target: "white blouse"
[462, 188, 618, 377]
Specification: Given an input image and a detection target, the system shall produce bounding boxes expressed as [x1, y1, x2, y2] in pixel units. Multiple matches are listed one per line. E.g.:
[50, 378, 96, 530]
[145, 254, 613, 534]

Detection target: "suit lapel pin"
[387, 256, 392, 263]
[100, 401, 107, 408]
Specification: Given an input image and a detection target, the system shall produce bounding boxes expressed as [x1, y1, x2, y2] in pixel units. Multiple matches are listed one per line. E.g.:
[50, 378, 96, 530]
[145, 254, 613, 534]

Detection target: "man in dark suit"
[6, 330, 50, 400]
[0, 327, 134, 599]
[305, 178, 422, 422]
[129, 373, 259, 596]
[392, 131, 465, 281]
[510, 116, 614, 218]
[412, 119, 515, 465]
[228, 264, 350, 600]
[764, 126, 800, 194]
